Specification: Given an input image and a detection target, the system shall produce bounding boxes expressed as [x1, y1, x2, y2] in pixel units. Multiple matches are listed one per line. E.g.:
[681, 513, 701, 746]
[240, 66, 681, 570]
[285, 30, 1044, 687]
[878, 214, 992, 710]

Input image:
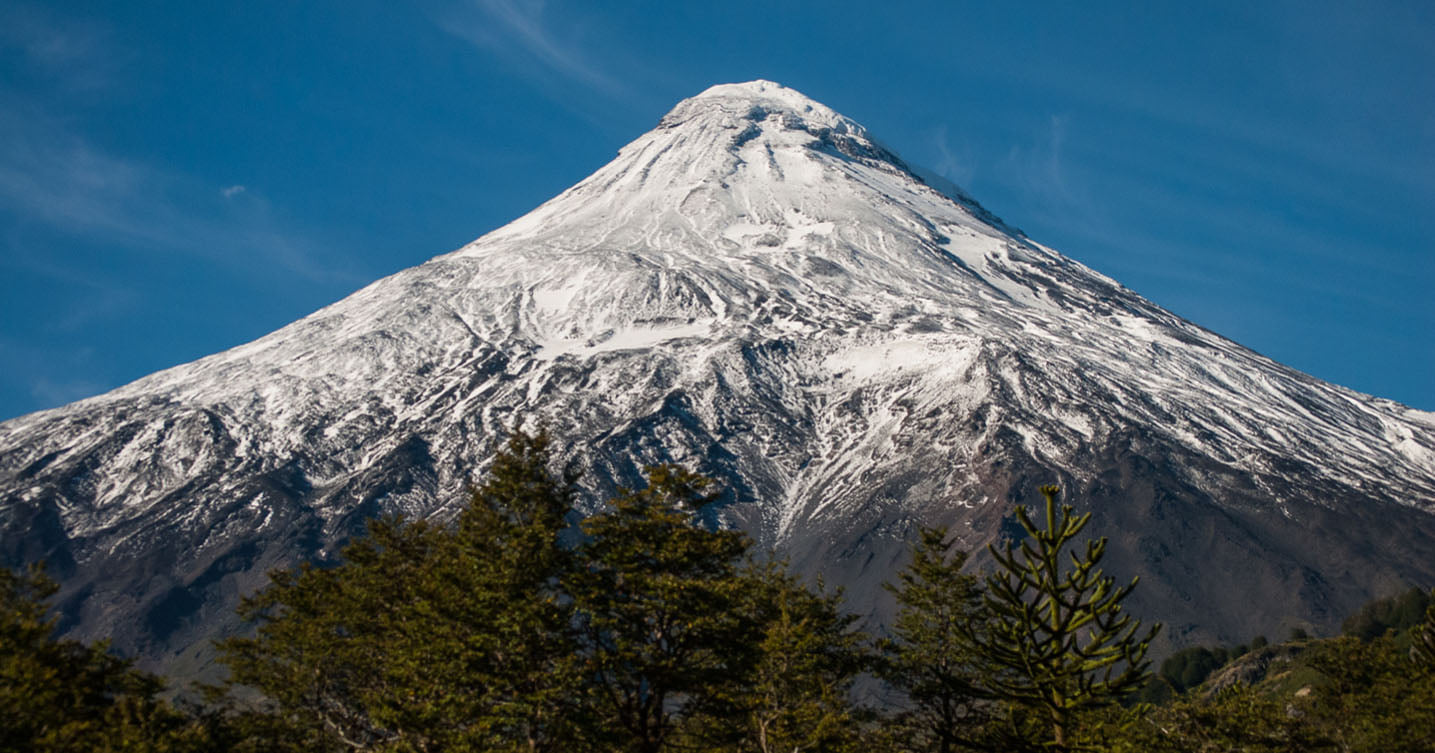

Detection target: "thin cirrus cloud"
[991, 113, 1121, 248]
[1003, 114, 1076, 210]
[0, 3, 360, 289]
[0, 2, 120, 92]
[928, 124, 975, 190]
[0, 103, 363, 419]
[0, 104, 363, 288]
[433, 0, 633, 100]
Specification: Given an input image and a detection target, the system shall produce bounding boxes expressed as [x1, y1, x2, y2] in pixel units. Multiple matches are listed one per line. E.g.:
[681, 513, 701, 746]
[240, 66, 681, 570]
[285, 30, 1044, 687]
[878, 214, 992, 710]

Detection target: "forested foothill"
[3, 430, 1433, 752]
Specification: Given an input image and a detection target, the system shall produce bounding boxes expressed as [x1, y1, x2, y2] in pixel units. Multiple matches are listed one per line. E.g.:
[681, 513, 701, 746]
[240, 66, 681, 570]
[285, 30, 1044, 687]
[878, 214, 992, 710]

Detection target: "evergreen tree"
[1158, 645, 1228, 695]
[427, 428, 582, 751]
[972, 485, 1159, 752]
[1301, 634, 1435, 752]
[569, 465, 756, 753]
[219, 511, 451, 750]
[1414, 589, 1435, 671]
[1343, 586, 1430, 642]
[1083, 684, 1337, 753]
[1, 564, 208, 752]
[218, 428, 581, 752]
[880, 527, 998, 753]
[696, 561, 866, 753]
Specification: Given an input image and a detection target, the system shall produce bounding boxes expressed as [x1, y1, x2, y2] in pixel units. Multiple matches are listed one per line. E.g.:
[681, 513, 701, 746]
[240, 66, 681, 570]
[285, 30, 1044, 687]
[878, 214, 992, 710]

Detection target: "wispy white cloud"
[0, 239, 138, 332]
[929, 124, 975, 188]
[0, 4, 376, 420]
[0, 103, 366, 420]
[0, 104, 364, 287]
[434, 0, 631, 98]
[0, 2, 122, 92]
[990, 37, 1435, 203]
[0, 335, 107, 420]
[999, 114, 1101, 225]
[28, 374, 108, 409]
[0, 4, 363, 289]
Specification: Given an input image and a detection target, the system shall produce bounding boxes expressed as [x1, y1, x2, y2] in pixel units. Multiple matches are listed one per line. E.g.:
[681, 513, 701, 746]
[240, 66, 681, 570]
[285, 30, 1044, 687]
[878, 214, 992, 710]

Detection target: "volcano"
[3, 80, 1433, 673]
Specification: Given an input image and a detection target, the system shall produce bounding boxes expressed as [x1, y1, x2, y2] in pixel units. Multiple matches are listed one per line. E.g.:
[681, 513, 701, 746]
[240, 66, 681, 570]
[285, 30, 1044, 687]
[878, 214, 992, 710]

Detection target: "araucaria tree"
[974, 484, 1159, 751]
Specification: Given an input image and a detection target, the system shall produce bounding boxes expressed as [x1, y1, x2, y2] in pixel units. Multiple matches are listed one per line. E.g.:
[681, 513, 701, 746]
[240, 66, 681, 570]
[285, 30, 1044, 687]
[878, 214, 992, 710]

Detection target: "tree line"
[3, 430, 1434, 751]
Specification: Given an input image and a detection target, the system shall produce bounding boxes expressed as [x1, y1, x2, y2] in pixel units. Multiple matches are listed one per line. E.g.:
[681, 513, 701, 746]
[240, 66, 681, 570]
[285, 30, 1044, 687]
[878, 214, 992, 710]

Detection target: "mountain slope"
[3, 80, 1433, 670]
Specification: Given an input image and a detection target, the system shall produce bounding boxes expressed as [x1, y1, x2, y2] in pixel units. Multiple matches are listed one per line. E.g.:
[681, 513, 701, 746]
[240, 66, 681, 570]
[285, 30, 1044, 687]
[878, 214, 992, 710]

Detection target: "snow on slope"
[2, 80, 1433, 666]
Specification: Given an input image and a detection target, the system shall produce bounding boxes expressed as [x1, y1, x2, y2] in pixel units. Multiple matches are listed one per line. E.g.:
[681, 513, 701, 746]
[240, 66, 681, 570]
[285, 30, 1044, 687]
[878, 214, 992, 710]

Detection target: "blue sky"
[1, 0, 1431, 420]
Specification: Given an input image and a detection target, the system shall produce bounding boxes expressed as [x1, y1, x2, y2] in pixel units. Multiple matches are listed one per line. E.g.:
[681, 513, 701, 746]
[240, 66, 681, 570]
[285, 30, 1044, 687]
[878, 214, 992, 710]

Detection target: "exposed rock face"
[1200, 643, 1311, 697]
[3, 80, 1434, 673]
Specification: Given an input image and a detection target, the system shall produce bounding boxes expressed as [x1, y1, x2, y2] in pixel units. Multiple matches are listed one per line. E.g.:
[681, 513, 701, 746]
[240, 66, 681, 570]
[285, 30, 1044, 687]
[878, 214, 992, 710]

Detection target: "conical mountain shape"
[3, 81, 1434, 670]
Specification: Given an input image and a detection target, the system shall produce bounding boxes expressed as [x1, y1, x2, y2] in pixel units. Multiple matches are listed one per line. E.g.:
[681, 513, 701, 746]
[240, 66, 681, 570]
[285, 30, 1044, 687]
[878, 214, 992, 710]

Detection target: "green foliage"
[569, 464, 758, 753]
[1096, 624, 1435, 752]
[1, 564, 209, 752]
[1342, 586, 1430, 642]
[219, 517, 438, 750]
[217, 441, 876, 753]
[1086, 685, 1338, 753]
[1130, 676, 1174, 706]
[1415, 591, 1435, 670]
[1151, 634, 1274, 697]
[687, 562, 868, 753]
[439, 428, 583, 751]
[879, 527, 998, 753]
[14, 435, 1433, 752]
[1159, 645, 1227, 693]
[217, 428, 583, 752]
[973, 484, 1159, 751]
[1299, 634, 1435, 752]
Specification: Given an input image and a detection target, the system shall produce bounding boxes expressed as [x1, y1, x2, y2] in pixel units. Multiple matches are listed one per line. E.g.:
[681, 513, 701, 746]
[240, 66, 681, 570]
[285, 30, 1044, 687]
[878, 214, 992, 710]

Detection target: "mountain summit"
[3, 81, 1433, 670]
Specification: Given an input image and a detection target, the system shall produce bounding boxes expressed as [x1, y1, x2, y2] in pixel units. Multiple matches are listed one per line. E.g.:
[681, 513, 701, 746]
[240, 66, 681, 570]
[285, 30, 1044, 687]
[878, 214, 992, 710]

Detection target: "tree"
[568, 464, 757, 753]
[1300, 634, 1435, 753]
[1413, 589, 1435, 671]
[1343, 586, 1430, 642]
[218, 428, 582, 752]
[972, 485, 1159, 752]
[1, 564, 207, 752]
[428, 428, 583, 751]
[218, 514, 438, 751]
[704, 562, 867, 753]
[880, 527, 999, 753]
[1158, 646, 1228, 695]
[1083, 684, 1336, 753]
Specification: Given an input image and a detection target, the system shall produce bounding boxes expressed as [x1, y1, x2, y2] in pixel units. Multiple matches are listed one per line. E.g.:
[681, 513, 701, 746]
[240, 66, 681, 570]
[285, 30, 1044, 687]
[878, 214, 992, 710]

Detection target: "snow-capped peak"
[663, 79, 865, 135]
[2, 80, 1433, 675]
